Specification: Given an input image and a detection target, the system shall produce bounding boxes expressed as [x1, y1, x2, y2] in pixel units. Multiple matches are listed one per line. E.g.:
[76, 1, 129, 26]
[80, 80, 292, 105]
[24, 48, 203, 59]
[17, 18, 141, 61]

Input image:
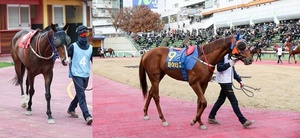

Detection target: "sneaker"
[86, 116, 93, 125]
[67, 111, 79, 118]
[208, 118, 221, 125]
[243, 120, 255, 128]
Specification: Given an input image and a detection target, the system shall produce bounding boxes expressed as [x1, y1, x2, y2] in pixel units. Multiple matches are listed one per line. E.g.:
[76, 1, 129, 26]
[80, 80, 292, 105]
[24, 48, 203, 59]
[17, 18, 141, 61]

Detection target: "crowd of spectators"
[133, 19, 300, 50]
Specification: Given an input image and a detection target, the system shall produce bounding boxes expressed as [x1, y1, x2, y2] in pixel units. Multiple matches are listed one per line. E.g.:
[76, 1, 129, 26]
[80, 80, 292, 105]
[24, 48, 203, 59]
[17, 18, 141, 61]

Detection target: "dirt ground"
[93, 57, 300, 112]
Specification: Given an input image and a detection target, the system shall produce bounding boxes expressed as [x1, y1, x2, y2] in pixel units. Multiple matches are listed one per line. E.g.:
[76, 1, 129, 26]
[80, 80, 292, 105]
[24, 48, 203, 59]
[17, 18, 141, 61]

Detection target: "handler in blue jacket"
[67, 25, 93, 125]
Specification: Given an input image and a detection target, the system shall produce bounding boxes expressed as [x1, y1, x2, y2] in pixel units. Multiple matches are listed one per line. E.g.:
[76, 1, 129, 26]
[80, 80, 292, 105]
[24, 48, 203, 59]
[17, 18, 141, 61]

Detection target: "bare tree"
[109, 5, 164, 33]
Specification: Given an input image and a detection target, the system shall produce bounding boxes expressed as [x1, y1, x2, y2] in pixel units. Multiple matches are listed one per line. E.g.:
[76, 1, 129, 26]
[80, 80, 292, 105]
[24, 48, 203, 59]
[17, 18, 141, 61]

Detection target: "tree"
[109, 5, 164, 33]
[107, 7, 130, 33]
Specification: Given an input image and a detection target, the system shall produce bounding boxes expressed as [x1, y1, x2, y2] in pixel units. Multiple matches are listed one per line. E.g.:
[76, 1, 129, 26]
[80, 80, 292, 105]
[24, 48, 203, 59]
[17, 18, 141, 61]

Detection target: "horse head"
[49, 23, 70, 66]
[230, 34, 253, 65]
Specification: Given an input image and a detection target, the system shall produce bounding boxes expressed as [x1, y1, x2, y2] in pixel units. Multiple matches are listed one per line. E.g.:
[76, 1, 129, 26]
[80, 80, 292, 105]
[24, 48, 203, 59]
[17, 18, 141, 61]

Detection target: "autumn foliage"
[109, 5, 164, 33]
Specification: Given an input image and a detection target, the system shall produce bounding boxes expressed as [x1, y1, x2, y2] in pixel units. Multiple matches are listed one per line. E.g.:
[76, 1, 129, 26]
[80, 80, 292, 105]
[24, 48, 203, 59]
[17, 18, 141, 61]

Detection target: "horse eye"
[53, 37, 62, 46]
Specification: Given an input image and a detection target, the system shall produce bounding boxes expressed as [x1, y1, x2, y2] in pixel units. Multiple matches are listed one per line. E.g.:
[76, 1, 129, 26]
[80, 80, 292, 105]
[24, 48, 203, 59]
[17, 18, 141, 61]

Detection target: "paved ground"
[0, 55, 92, 138]
[1, 55, 300, 138]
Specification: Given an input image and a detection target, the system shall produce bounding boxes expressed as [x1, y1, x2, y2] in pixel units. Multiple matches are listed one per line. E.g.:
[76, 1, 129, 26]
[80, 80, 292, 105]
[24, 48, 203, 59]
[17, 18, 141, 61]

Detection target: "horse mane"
[201, 35, 232, 54]
[41, 24, 59, 33]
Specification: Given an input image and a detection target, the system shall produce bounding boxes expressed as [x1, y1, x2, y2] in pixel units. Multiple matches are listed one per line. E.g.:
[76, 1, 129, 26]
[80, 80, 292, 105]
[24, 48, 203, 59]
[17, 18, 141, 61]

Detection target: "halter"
[46, 30, 66, 61]
[229, 33, 249, 59]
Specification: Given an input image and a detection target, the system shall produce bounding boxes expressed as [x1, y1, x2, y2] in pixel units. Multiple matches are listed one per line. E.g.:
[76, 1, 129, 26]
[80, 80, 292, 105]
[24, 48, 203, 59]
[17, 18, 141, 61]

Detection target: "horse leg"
[43, 72, 55, 124]
[13, 61, 28, 108]
[189, 83, 207, 130]
[143, 86, 153, 120]
[294, 54, 297, 64]
[151, 80, 169, 126]
[26, 74, 35, 116]
[255, 53, 259, 62]
[145, 73, 168, 126]
[288, 55, 291, 63]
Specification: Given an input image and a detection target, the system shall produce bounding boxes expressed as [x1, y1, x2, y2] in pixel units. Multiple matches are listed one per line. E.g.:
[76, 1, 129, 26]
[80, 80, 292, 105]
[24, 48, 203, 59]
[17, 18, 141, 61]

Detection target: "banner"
[132, 0, 158, 9]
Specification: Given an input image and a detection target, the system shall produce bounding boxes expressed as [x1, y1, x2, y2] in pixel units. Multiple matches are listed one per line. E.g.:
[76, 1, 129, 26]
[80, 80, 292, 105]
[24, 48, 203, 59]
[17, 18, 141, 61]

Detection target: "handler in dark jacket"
[208, 54, 254, 128]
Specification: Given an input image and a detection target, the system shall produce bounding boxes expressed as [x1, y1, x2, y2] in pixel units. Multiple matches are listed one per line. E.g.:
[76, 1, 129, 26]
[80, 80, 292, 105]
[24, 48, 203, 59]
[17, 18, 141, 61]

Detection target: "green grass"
[0, 62, 14, 68]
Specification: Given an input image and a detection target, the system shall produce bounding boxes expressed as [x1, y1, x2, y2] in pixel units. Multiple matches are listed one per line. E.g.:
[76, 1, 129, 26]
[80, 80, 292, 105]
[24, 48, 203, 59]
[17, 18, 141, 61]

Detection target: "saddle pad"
[173, 46, 195, 56]
[166, 46, 198, 81]
[18, 30, 38, 48]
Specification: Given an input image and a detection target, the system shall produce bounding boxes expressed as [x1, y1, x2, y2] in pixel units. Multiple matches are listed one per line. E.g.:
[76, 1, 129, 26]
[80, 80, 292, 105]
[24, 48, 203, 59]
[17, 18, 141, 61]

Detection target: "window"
[7, 4, 30, 30]
[174, 3, 178, 8]
[53, 5, 64, 26]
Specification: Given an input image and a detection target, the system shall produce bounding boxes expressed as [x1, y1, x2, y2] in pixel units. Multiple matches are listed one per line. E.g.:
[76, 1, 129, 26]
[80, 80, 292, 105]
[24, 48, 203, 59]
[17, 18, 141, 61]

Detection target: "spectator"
[276, 44, 283, 64]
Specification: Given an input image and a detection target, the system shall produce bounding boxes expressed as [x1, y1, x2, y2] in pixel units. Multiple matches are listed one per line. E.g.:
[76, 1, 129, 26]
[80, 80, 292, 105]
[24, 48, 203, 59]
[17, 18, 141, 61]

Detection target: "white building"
[92, 0, 300, 35]
[161, 0, 300, 34]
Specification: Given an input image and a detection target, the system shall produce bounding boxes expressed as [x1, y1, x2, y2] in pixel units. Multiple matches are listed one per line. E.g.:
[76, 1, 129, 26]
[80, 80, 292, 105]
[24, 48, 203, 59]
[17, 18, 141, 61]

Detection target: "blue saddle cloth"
[166, 46, 198, 81]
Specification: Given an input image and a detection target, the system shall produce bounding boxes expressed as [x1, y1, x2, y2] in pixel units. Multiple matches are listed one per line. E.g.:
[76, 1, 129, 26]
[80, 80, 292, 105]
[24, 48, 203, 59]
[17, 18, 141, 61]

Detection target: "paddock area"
[93, 57, 300, 138]
[1, 55, 299, 137]
[0, 55, 92, 137]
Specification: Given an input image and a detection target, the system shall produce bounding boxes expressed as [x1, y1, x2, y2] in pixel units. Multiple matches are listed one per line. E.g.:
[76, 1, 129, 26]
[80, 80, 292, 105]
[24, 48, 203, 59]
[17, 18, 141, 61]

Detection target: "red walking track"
[0, 55, 299, 138]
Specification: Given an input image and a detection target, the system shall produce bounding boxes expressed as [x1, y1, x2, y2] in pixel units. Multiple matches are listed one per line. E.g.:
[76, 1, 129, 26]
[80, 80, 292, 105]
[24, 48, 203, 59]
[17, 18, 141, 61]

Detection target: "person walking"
[67, 25, 93, 125]
[276, 44, 283, 64]
[208, 54, 255, 128]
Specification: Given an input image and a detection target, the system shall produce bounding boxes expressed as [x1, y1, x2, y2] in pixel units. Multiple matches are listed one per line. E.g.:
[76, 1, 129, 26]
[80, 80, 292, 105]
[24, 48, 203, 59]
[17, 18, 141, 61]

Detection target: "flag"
[274, 12, 280, 25]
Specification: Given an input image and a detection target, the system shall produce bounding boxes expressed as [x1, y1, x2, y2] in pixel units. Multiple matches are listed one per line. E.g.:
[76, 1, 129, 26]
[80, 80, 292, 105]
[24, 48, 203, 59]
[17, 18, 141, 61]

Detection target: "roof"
[93, 35, 106, 40]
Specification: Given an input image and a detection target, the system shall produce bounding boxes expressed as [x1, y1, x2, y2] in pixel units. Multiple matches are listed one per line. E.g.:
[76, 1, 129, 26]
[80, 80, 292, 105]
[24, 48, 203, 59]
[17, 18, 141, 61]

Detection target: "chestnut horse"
[285, 42, 300, 63]
[11, 24, 70, 123]
[139, 35, 253, 130]
[104, 48, 115, 57]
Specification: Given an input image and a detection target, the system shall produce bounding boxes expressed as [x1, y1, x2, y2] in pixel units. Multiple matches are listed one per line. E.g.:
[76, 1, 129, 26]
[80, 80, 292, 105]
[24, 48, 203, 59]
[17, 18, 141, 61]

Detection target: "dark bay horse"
[104, 48, 115, 57]
[11, 23, 70, 124]
[139, 35, 253, 130]
[250, 46, 262, 61]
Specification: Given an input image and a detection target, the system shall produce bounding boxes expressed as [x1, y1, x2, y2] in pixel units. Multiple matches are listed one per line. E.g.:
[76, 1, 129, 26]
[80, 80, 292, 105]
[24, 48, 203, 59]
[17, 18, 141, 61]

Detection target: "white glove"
[229, 60, 237, 67]
[239, 81, 244, 88]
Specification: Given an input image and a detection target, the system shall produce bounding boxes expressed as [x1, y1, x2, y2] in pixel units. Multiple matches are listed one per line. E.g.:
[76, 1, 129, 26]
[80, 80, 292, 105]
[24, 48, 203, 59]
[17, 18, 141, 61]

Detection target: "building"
[0, 0, 92, 55]
[161, 0, 300, 34]
[92, 0, 167, 36]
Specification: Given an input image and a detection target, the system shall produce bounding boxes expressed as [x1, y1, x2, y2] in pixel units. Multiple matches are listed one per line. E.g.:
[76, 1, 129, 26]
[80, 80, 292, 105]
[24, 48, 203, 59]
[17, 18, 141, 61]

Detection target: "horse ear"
[63, 24, 69, 32]
[240, 34, 245, 39]
[235, 33, 240, 40]
[50, 23, 57, 31]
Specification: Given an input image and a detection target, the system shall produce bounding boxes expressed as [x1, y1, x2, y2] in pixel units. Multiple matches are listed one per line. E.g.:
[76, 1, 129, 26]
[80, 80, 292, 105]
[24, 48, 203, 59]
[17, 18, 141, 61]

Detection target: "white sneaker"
[86, 117, 93, 125]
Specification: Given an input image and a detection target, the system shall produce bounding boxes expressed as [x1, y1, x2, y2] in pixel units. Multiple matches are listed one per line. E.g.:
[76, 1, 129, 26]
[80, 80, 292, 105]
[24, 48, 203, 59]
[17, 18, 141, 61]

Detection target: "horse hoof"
[26, 111, 32, 116]
[143, 115, 150, 120]
[199, 125, 207, 130]
[48, 119, 55, 124]
[190, 120, 195, 126]
[21, 103, 28, 109]
[162, 121, 169, 127]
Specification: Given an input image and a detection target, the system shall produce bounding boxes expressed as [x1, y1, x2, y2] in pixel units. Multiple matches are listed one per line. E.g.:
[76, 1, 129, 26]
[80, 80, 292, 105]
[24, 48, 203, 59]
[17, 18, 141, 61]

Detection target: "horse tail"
[12, 75, 19, 86]
[12, 64, 25, 86]
[139, 55, 148, 99]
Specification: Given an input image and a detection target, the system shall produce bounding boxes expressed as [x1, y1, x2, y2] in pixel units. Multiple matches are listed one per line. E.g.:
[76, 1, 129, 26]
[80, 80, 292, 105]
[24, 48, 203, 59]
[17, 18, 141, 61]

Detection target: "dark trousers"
[209, 83, 247, 124]
[68, 76, 92, 120]
[277, 55, 282, 63]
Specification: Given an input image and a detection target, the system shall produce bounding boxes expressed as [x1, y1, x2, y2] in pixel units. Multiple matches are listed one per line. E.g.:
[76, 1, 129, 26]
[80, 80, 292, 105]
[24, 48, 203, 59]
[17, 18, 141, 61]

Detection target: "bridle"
[29, 29, 69, 61]
[46, 30, 68, 61]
